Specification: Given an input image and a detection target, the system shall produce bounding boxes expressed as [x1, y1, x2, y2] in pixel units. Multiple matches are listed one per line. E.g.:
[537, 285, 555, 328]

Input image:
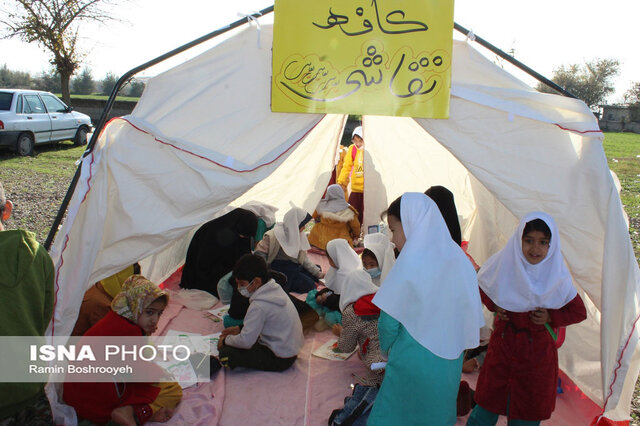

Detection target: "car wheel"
[16, 133, 34, 157]
[74, 126, 88, 146]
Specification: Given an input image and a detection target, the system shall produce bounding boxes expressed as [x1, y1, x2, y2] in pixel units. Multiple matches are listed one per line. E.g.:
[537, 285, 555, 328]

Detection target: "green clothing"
[0, 230, 55, 419]
[467, 404, 541, 426]
[255, 218, 270, 243]
[367, 311, 463, 426]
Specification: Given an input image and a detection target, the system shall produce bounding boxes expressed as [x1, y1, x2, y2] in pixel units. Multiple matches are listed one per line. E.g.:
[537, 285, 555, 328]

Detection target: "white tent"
[48, 24, 640, 423]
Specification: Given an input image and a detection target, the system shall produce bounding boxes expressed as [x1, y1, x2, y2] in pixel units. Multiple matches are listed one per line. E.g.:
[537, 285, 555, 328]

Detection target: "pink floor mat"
[155, 263, 603, 426]
[150, 294, 367, 426]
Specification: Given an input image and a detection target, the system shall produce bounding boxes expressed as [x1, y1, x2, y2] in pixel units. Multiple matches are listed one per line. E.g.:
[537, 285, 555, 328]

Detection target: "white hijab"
[372, 193, 484, 360]
[325, 239, 377, 311]
[216, 201, 278, 228]
[317, 184, 349, 213]
[363, 233, 396, 286]
[273, 207, 311, 258]
[478, 212, 577, 312]
[339, 270, 379, 312]
[241, 201, 278, 228]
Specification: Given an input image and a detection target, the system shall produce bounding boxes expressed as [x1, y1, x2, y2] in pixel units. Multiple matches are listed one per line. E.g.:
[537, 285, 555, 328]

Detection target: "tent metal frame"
[44, 7, 576, 250]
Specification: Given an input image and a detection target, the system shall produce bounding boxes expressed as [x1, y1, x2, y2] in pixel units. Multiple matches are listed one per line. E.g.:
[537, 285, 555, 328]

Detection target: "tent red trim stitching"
[598, 310, 640, 421]
[553, 123, 602, 135]
[52, 152, 95, 337]
[119, 117, 321, 173]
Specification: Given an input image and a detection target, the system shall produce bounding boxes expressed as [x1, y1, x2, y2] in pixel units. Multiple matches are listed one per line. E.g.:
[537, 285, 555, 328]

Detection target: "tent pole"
[43, 6, 274, 250]
[453, 23, 577, 99]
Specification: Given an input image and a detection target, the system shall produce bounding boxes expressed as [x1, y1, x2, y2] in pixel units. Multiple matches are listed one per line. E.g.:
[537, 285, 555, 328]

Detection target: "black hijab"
[180, 208, 258, 296]
[425, 186, 462, 246]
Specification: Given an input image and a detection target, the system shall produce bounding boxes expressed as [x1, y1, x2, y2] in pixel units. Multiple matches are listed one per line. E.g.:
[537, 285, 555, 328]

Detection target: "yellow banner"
[271, 0, 454, 118]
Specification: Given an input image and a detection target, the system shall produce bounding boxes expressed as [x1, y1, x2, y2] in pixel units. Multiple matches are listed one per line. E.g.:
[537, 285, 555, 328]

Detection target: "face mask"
[238, 286, 252, 298]
[365, 267, 381, 278]
[238, 279, 256, 298]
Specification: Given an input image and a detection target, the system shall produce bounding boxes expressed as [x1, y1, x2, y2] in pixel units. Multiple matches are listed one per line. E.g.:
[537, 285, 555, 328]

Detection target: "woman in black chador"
[180, 208, 257, 297]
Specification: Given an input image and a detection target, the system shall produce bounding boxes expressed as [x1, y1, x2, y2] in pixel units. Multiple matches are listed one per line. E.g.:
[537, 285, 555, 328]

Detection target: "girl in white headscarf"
[468, 213, 586, 425]
[308, 184, 361, 250]
[362, 232, 396, 286]
[326, 239, 384, 386]
[324, 238, 362, 296]
[254, 207, 324, 293]
[368, 193, 485, 426]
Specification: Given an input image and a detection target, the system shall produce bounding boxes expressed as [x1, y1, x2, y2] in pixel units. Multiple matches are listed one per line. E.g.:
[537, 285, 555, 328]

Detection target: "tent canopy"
[49, 24, 640, 423]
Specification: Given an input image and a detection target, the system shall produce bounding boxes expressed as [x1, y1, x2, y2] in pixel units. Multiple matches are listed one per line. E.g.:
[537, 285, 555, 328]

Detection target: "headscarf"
[111, 275, 168, 323]
[180, 208, 257, 295]
[273, 207, 312, 258]
[317, 184, 349, 213]
[372, 193, 484, 360]
[233, 208, 259, 237]
[363, 233, 396, 286]
[325, 239, 377, 311]
[425, 186, 462, 246]
[240, 201, 278, 228]
[100, 265, 135, 298]
[478, 212, 577, 312]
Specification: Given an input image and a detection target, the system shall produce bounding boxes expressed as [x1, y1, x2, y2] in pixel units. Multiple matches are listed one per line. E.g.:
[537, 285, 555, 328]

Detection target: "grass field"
[0, 131, 639, 419]
[0, 141, 82, 238]
[58, 94, 141, 102]
[603, 132, 640, 259]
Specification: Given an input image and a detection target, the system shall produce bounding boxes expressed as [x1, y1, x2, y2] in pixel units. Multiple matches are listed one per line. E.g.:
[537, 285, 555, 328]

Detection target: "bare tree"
[0, 0, 118, 104]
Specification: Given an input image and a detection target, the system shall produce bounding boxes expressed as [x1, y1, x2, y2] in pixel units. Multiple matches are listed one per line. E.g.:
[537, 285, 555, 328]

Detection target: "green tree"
[537, 58, 620, 109]
[0, 64, 32, 88]
[623, 81, 640, 105]
[0, 0, 119, 104]
[124, 79, 145, 97]
[100, 72, 118, 95]
[34, 69, 62, 93]
[71, 67, 95, 94]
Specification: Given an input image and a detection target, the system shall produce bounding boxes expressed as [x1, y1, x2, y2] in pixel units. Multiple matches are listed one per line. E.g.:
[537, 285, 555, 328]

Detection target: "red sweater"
[474, 289, 587, 420]
[63, 311, 161, 425]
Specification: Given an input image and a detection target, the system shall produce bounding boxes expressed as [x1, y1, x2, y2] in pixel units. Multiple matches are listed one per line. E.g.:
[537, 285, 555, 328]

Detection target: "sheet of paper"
[165, 330, 221, 356]
[164, 330, 204, 353]
[207, 305, 230, 320]
[312, 339, 356, 361]
[201, 332, 222, 357]
[156, 359, 198, 389]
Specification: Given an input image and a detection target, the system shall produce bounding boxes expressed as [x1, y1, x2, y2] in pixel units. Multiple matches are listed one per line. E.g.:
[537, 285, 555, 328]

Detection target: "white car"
[0, 89, 93, 156]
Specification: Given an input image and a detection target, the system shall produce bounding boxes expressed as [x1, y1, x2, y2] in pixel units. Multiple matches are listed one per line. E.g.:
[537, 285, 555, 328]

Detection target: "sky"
[0, 0, 638, 103]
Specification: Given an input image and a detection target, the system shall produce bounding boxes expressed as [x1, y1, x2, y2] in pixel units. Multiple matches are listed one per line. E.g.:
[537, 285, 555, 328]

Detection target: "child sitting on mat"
[218, 254, 303, 371]
[254, 206, 324, 293]
[308, 184, 361, 250]
[326, 239, 384, 386]
[362, 233, 395, 287]
[64, 276, 182, 425]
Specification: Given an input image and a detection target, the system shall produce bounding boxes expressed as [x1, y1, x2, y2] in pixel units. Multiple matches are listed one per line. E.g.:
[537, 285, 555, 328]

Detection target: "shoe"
[457, 380, 473, 416]
[300, 309, 320, 331]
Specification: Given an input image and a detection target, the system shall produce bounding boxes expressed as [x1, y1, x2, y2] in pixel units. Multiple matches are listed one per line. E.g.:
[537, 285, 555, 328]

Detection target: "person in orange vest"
[337, 126, 364, 225]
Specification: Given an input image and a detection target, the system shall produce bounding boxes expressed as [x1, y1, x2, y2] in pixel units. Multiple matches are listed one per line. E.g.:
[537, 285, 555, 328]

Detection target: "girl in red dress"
[467, 213, 587, 425]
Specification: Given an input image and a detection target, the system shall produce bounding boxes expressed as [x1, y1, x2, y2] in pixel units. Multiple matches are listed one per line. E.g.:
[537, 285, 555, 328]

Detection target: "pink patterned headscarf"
[111, 275, 168, 322]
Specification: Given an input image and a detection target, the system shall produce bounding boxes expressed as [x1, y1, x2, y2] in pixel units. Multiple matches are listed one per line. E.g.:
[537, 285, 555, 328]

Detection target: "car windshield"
[0, 92, 13, 111]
